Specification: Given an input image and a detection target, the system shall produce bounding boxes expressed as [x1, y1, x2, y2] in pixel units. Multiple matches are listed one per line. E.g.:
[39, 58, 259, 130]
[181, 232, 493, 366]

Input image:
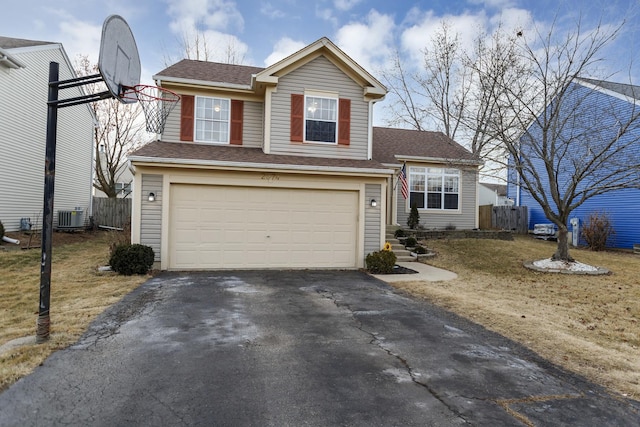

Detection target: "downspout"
[367, 99, 377, 160]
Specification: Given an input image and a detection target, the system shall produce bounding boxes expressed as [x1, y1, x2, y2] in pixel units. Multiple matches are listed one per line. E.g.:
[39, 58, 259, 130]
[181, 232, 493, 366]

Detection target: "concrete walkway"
[372, 261, 458, 282]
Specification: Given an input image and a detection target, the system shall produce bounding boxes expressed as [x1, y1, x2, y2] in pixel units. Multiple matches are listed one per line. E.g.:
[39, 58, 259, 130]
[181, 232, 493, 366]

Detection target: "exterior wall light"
[148, 192, 156, 202]
[370, 199, 377, 207]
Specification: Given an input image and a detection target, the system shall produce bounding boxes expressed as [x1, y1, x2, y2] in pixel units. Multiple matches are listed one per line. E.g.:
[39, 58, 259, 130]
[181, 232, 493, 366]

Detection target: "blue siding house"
[509, 77, 640, 250]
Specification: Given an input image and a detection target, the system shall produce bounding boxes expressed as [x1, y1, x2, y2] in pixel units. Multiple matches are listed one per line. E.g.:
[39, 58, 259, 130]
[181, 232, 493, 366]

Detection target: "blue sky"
[2, 0, 639, 87]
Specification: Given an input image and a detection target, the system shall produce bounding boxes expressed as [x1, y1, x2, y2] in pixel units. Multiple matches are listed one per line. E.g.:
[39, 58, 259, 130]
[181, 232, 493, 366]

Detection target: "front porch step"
[383, 234, 415, 262]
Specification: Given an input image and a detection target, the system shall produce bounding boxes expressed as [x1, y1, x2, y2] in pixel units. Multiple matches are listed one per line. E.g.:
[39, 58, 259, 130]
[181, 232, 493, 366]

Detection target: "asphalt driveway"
[0, 270, 638, 426]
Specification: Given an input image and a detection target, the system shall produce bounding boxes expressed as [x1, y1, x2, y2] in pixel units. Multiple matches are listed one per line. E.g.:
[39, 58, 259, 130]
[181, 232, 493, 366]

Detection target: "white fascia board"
[575, 78, 640, 106]
[129, 156, 394, 176]
[394, 154, 484, 166]
[153, 75, 254, 91]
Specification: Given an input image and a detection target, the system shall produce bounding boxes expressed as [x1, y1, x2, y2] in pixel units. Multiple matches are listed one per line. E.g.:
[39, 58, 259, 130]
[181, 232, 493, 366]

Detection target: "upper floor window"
[409, 167, 460, 210]
[195, 96, 230, 143]
[305, 96, 337, 143]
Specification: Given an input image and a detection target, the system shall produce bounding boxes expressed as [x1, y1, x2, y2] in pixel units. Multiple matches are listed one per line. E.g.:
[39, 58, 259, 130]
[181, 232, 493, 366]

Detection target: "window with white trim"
[305, 95, 337, 143]
[409, 167, 460, 210]
[195, 96, 230, 143]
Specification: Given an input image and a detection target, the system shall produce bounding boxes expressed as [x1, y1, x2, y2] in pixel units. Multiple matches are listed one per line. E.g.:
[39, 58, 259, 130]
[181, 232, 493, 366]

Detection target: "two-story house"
[0, 36, 94, 232]
[129, 38, 480, 270]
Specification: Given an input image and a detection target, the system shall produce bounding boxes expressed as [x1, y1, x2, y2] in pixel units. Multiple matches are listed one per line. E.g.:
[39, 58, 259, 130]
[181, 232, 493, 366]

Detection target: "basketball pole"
[36, 62, 114, 343]
[36, 62, 59, 343]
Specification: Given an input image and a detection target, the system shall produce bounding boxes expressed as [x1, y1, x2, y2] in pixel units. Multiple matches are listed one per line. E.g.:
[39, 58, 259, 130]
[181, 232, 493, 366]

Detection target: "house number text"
[261, 173, 280, 182]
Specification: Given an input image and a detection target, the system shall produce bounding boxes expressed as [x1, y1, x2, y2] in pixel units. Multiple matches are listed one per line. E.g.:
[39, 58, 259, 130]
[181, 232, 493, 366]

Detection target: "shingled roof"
[154, 60, 265, 86]
[371, 127, 480, 166]
[0, 36, 55, 49]
[130, 141, 391, 174]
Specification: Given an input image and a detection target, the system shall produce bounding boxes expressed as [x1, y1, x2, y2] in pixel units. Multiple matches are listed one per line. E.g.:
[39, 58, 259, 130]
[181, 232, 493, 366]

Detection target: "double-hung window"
[305, 96, 337, 143]
[195, 96, 230, 143]
[409, 167, 460, 210]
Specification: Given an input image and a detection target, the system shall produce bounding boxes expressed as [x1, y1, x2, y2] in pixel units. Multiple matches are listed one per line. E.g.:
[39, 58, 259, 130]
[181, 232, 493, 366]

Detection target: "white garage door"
[169, 184, 358, 269]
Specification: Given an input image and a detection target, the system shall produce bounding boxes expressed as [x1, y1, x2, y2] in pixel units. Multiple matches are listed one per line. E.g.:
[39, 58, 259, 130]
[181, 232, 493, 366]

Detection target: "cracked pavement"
[1, 270, 639, 426]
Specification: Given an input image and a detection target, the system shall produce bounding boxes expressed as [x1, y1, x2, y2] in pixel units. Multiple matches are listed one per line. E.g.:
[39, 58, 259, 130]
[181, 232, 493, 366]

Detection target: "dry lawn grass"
[390, 235, 640, 399]
[0, 231, 148, 392]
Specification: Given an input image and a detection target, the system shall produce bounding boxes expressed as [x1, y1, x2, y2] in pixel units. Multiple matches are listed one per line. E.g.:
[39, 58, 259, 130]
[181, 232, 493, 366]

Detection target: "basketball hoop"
[121, 84, 180, 134]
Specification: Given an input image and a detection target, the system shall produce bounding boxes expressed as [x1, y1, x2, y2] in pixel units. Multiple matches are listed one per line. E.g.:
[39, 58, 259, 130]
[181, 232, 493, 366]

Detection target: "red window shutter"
[338, 98, 350, 145]
[180, 95, 194, 141]
[230, 100, 243, 145]
[290, 94, 304, 142]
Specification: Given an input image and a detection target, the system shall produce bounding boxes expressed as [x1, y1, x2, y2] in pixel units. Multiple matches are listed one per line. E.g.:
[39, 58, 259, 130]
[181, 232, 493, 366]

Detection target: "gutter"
[394, 154, 484, 166]
[0, 47, 26, 69]
[153, 75, 253, 91]
[128, 155, 394, 176]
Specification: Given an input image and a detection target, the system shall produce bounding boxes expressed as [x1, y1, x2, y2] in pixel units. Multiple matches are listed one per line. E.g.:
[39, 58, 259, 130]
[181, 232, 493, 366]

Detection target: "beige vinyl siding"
[0, 45, 93, 232]
[397, 168, 478, 229]
[269, 55, 369, 160]
[161, 97, 263, 148]
[242, 100, 264, 148]
[364, 183, 382, 256]
[140, 174, 162, 261]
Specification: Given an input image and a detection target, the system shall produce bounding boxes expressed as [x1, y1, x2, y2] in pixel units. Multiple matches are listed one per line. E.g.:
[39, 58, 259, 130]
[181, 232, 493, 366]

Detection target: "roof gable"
[256, 37, 386, 99]
[371, 127, 480, 166]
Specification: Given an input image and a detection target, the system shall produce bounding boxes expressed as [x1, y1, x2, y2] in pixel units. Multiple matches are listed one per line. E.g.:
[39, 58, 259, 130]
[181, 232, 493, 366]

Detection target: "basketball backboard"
[98, 15, 141, 103]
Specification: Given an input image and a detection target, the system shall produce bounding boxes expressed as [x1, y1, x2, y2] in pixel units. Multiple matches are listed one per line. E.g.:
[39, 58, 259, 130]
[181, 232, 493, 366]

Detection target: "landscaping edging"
[523, 261, 610, 275]
[412, 229, 514, 241]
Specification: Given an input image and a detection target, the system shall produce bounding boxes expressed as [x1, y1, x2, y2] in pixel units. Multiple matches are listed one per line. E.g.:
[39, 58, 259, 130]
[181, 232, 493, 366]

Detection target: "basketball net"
[122, 84, 180, 134]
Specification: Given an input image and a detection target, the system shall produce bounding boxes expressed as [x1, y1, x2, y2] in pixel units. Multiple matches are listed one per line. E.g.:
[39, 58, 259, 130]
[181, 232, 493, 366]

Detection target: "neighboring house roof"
[577, 77, 640, 100]
[154, 60, 264, 87]
[130, 141, 391, 174]
[479, 182, 507, 196]
[0, 36, 56, 49]
[371, 127, 481, 166]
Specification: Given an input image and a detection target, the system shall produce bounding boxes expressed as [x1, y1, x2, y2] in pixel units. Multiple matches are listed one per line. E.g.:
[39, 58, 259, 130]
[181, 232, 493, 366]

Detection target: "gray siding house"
[0, 36, 94, 232]
[129, 38, 480, 270]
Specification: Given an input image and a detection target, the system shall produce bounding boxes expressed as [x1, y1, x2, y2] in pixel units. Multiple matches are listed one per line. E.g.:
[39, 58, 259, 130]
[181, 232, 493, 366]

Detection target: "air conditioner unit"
[58, 209, 84, 229]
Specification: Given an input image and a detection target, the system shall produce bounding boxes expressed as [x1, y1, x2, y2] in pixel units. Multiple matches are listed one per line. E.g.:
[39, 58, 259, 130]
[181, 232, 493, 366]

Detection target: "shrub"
[366, 250, 397, 274]
[393, 228, 406, 238]
[445, 223, 456, 230]
[404, 236, 417, 247]
[413, 245, 428, 254]
[407, 202, 420, 229]
[109, 244, 155, 275]
[0, 221, 4, 239]
[581, 211, 615, 251]
[108, 223, 132, 258]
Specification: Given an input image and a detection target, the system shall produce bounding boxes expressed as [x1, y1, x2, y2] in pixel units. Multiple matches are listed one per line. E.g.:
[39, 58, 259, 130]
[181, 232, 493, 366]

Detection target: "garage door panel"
[170, 185, 358, 269]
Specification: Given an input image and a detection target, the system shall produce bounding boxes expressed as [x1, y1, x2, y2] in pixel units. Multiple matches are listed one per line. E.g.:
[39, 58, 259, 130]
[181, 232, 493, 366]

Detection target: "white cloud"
[316, 6, 338, 27]
[401, 10, 487, 65]
[264, 37, 307, 66]
[467, 0, 517, 8]
[165, 0, 244, 34]
[260, 2, 286, 19]
[57, 16, 103, 65]
[334, 10, 395, 72]
[334, 0, 363, 12]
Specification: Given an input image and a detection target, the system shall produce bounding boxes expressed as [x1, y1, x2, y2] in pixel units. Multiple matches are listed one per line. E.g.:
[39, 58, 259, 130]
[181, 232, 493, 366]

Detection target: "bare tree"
[164, 30, 246, 66]
[75, 55, 146, 198]
[493, 17, 640, 261]
[381, 21, 525, 170]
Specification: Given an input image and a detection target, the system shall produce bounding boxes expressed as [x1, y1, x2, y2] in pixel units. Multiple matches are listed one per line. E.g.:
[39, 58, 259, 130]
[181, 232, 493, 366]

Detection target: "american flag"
[399, 163, 409, 200]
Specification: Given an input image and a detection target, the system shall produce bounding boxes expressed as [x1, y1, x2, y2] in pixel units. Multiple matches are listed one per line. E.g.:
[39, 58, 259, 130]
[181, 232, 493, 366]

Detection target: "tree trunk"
[552, 227, 574, 262]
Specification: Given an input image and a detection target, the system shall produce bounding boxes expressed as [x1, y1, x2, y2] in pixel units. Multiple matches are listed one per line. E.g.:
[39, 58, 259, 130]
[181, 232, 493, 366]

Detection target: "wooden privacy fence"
[92, 197, 132, 229]
[478, 205, 528, 234]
